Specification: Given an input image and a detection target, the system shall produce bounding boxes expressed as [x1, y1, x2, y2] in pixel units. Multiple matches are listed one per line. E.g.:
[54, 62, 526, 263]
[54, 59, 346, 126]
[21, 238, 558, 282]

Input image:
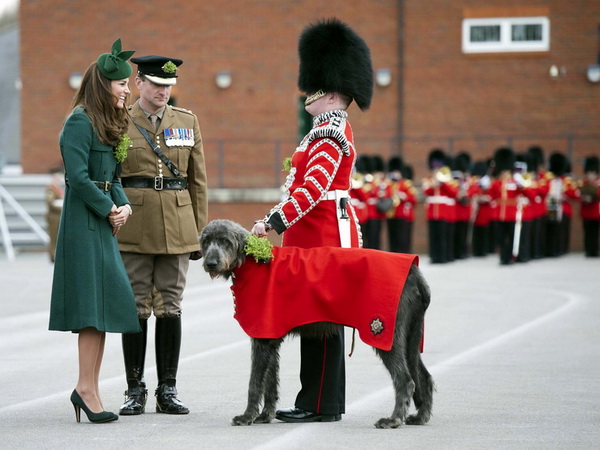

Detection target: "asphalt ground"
[0, 250, 598, 449]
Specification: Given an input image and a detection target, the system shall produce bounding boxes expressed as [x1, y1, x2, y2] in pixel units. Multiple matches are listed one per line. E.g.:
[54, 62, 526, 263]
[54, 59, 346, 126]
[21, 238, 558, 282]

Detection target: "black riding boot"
[119, 318, 148, 415]
[155, 316, 189, 414]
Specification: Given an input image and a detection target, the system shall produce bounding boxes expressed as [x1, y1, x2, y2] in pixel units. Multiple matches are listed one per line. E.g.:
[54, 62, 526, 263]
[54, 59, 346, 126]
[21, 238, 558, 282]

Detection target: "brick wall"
[20, 0, 598, 252]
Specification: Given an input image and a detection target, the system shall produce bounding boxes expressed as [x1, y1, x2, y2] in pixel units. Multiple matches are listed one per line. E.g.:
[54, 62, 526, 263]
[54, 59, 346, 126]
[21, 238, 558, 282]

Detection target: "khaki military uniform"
[118, 100, 208, 317]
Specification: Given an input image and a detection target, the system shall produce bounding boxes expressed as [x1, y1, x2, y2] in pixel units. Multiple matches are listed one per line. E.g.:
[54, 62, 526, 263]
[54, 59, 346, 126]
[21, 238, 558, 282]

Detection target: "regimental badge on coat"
[370, 318, 384, 336]
[164, 128, 194, 147]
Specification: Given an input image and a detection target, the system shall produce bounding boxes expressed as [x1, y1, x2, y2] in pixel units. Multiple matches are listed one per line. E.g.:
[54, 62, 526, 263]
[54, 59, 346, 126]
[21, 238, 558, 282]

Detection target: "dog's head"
[199, 219, 250, 279]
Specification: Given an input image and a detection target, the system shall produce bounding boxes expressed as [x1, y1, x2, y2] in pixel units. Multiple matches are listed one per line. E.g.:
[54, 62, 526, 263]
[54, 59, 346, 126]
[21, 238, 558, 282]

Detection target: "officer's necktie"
[149, 114, 158, 131]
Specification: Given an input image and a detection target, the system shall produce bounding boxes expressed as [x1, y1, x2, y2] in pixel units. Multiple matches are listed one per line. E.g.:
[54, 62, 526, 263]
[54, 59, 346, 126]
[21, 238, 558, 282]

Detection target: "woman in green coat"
[49, 39, 140, 423]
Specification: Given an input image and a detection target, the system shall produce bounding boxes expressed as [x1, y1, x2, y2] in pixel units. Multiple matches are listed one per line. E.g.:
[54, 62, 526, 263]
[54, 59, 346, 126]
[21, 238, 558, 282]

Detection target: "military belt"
[121, 176, 188, 191]
[92, 181, 112, 191]
[65, 179, 112, 192]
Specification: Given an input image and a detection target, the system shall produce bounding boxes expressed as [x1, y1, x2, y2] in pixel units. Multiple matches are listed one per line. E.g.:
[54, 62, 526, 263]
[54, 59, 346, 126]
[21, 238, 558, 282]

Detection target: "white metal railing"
[0, 183, 49, 261]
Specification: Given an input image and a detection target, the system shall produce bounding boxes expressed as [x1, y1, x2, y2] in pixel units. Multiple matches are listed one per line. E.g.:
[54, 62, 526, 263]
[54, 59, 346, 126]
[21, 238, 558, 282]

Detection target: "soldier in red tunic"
[577, 156, 600, 257]
[489, 147, 525, 265]
[422, 149, 459, 263]
[252, 18, 373, 423]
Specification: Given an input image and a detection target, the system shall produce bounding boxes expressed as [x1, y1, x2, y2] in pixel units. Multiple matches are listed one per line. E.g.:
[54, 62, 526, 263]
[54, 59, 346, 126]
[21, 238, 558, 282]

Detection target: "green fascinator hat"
[97, 38, 136, 80]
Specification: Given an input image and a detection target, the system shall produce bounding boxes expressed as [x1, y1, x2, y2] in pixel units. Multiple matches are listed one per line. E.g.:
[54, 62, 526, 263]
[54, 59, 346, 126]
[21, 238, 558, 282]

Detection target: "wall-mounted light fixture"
[586, 64, 600, 83]
[215, 71, 232, 89]
[549, 65, 567, 81]
[375, 68, 392, 87]
[68, 72, 83, 90]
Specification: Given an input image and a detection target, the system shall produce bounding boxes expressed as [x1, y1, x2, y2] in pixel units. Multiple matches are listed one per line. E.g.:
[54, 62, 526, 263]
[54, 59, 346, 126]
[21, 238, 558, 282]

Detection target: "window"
[462, 17, 550, 53]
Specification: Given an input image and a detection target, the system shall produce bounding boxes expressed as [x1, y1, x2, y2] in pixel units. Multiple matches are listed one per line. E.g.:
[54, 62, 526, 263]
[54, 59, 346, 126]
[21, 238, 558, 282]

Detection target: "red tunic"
[489, 177, 524, 222]
[231, 246, 419, 351]
[264, 110, 361, 248]
[389, 179, 417, 221]
[422, 178, 459, 221]
[578, 179, 600, 220]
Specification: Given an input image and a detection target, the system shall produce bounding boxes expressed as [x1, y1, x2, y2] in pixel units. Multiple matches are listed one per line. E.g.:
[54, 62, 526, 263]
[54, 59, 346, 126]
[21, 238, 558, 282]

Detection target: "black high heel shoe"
[70, 390, 118, 423]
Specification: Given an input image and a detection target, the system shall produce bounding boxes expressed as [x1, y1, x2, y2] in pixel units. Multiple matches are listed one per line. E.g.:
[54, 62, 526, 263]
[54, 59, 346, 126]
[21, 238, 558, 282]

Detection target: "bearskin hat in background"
[402, 164, 414, 180]
[527, 145, 545, 170]
[472, 160, 489, 177]
[371, 155, 385, 173]
[298, 18, 373, 110]
[493, 147, 516, 174]
[354, 154, 371, 174]
[516, 152, 536, 173]
[454, 152, 471, 173]
[584, 155, 599, 174]
[388, 156, 404, 173]
[428, 148, 446, 170]
[549, 152, 568, 177]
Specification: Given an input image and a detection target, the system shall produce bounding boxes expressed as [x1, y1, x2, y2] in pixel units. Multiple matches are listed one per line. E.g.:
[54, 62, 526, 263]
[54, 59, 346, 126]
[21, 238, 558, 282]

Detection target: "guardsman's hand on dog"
[251, 221, 269, 237]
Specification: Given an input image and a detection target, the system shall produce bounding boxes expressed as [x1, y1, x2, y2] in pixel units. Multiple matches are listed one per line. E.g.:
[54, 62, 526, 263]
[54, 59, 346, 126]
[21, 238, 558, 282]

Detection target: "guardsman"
[386, 156, 417, 253]
[422, 149, 459, 263]
[512, 153, 538, 263]
[251, 18, 373, 423]
[117, 55, 208, 415]
[470, 160, 493, 257]
[577, 156, 600, 257]
[489, 147, 524, 265]
[364, 155, 389, 249]
[452, 152, 477, 259]
[527, 145, 550, 259]
[400, 164, 417, 253]
[545, 152, 570, 257]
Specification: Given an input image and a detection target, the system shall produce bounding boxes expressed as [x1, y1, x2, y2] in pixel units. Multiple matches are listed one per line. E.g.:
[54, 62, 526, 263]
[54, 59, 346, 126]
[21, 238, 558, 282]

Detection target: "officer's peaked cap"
[131, 55, 183, 86]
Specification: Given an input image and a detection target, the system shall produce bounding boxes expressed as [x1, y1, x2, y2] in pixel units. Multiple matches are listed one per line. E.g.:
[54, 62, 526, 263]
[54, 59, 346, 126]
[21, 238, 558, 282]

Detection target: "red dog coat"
[231, 246, 419, 351]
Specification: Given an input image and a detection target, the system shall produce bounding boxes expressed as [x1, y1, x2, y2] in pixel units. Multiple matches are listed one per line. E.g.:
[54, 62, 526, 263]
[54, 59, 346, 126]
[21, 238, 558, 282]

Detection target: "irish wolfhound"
[199, 219, 434, 429]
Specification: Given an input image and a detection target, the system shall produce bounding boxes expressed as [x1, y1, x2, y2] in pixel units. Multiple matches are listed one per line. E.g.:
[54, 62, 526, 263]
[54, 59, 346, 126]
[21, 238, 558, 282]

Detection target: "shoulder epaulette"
[305, 121, 351, 156]
[171, 106, 194, 115]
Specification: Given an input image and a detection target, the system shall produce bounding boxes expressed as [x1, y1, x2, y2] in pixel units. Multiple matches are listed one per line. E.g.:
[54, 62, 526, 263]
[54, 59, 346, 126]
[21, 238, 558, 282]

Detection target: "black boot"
[155, 316, 189, 414]
[119, 318, 148, 416]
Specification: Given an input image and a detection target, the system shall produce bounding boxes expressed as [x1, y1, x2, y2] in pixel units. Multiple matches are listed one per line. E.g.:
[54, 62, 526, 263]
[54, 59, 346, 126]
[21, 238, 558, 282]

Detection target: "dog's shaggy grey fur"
[200, 219, 434, 428]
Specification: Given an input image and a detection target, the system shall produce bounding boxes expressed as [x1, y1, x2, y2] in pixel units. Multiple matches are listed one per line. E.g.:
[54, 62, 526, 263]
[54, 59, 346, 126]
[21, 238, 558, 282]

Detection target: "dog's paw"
[231, 414, 255, 426]
[374, 417, 402, 429]
[254, 412, 274, 424]
[405, 412, 430, 425]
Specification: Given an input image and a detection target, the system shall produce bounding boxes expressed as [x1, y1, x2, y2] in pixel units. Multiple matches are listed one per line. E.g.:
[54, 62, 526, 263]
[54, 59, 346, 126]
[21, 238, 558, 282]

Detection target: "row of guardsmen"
[349, 147, 600, 265]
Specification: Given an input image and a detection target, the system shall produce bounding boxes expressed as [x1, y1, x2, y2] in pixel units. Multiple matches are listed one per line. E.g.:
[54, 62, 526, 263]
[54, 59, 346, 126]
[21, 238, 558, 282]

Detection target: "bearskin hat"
[493, 147, 516, 174]
[298, 18, 374, 111]
[354, 154, 371, 174]
[527, 145, 545, 169]
[402, 164, 414, 180]
[584, 155, 599, 174]
[454, 152, 471, 172]
[428, 148, 446, 170]
[388, 156, 404, 173]
[472, 160, 489, 177]
[549, 152, 568, 177]
[371, 155, 385, 173]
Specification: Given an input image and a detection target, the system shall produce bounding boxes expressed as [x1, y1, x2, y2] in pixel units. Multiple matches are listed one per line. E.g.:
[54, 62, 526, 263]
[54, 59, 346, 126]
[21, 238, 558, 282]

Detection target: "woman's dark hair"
[69, 62, 130, 145]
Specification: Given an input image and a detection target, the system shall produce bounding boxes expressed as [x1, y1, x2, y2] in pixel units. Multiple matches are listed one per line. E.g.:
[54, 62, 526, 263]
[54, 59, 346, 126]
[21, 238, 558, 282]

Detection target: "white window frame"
[462, 17, 550, 54]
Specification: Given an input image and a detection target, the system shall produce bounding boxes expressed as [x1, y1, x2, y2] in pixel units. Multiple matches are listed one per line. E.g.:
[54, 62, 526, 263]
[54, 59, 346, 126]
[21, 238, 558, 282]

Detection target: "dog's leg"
[254, 339, 282, 423]
[375, 342, 415, 429]
[232, 338, 282, 426]
[405, 266, 434, 425]
[405, 355, 434, 425]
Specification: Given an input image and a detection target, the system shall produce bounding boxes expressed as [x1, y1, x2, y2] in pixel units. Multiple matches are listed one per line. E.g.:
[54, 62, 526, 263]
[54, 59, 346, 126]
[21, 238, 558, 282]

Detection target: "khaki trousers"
[120, 252, 190, 319]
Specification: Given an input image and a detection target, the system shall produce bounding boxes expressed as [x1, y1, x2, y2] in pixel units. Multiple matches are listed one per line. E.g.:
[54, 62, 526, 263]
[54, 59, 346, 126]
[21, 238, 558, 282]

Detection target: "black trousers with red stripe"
[294, 327, 345, 415]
